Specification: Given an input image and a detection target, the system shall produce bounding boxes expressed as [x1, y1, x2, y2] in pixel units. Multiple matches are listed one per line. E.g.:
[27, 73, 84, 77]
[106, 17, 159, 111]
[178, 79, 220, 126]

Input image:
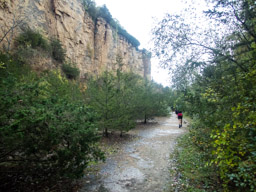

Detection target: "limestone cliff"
[0, 0, 151, 79]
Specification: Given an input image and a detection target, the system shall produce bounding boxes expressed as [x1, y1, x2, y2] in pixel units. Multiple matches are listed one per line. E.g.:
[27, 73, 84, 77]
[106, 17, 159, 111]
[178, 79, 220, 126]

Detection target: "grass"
[169, 133, 222, 192]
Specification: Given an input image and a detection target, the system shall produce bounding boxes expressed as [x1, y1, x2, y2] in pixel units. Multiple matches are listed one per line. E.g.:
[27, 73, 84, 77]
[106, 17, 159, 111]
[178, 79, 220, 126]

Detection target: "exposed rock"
[0, 0, 151, 79]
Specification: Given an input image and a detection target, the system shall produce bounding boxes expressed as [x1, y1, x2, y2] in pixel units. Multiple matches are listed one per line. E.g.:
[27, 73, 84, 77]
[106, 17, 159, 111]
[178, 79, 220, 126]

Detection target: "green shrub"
[116, 26, 140, 48]
[16, 30, 66, 63]
[16, 29, 49, 50]
[81, 1, 140, 48]
[0, 56, 104, 190]
[62, 62, 80, 79]
[81, 0, 98, 21]
[85, 68, 171, 136]
[13, 46, 37, 64]
[50, 38, 66, 62]
[97, 5, 140, 48]
[170, 133, 222, 192]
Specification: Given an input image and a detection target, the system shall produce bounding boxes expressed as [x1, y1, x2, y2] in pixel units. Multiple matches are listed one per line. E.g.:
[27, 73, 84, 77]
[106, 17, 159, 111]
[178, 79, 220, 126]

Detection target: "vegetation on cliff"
[81, 0, 140, 48]
[152, 0, 256, 191]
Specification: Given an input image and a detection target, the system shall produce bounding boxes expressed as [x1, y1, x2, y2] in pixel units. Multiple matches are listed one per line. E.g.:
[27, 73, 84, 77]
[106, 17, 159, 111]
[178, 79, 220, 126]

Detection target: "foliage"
[86, 70, 139, 136]
[97, 5, 140, 48]
[170, 133, 221, 192]
[116, 25, 140, 49]
[152, 0, 256, 191]
[112, 72, 138, 135]
[86, 55, 171, 135]
[80, 0, 140, 48]
[50, 38, 66, 62]
[15, 30, 67, 64]
[13, 46, 40, 64]
[62, 62, 80, 80]
[134, 79, 170, 123]
[98, 5, 112, 24]
[81, 0, 98, 21]
[86, 71, 117, 136]
[0, 54, 104, 190]
[111, 55, 138, 135]
[15, 28, 49, 50]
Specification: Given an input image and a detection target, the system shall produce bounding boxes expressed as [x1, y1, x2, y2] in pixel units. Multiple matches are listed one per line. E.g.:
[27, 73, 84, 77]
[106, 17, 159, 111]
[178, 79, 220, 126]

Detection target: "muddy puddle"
[79, 113, 186, 192]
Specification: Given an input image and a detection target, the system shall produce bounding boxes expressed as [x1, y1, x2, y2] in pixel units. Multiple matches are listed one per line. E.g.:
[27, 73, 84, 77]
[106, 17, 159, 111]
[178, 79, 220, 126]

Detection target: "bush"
[13, 46, 38, 64]
[62, 62, 80, 79]
[50, 38, 66, 62]
[81, 1, 140, 48]
[97, 5, 140, 48]
[15, 29, 49, 50]
[170, 133, 222, 192]
[14, 30, 51, 65]
[15, 30, 66, 63]
[81, 0, 98, 21]
[0, 57, 104, 191]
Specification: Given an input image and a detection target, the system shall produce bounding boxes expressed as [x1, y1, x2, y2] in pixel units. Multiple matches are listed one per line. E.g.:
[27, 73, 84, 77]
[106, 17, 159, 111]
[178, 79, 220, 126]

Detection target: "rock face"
[0, 0, 151, 79]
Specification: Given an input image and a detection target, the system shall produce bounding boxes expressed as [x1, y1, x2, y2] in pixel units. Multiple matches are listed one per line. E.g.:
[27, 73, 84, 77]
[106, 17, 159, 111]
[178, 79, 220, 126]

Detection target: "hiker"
[178, 111, 183, 128]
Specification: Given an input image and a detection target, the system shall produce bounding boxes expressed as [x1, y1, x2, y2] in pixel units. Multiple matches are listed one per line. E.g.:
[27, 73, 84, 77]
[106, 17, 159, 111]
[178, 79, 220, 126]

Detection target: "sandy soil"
[79, 113, 187, 192]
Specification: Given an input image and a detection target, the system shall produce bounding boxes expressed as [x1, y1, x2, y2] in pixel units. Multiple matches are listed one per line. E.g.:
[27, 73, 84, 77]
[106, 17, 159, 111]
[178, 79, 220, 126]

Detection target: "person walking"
[178, 111, 183, 128]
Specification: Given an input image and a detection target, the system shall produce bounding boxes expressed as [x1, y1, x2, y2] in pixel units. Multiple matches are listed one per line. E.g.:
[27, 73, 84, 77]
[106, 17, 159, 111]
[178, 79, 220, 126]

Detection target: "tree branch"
[230, 3, 256, 41]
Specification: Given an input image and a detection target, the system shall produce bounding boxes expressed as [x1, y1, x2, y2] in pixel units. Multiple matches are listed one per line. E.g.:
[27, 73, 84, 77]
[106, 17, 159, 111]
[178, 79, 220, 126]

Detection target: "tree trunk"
[104, 128, 108, 137]
[144, 114, 147, 124]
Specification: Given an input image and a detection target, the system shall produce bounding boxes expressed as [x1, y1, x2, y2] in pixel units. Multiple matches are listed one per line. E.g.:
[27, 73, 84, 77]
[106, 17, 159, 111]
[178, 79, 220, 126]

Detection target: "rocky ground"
[79, 113, 187, 192]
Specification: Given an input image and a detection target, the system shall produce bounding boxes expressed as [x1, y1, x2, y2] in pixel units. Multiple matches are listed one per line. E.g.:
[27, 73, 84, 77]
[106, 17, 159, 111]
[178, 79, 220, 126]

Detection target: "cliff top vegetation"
[80, 0, 140, 48]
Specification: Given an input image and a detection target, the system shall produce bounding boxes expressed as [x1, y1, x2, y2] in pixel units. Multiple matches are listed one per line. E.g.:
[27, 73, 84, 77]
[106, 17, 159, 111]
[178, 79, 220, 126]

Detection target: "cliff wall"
[0, 0, 151, 79]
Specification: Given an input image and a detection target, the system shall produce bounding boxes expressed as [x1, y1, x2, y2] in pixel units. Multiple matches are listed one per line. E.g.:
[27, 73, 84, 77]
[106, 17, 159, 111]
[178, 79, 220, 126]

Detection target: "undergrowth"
[169, 133, 222, 192]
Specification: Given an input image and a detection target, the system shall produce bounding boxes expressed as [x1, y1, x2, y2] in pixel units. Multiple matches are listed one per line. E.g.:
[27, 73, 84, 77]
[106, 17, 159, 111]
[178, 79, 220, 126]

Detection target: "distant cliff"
[0, 0, 151, 79]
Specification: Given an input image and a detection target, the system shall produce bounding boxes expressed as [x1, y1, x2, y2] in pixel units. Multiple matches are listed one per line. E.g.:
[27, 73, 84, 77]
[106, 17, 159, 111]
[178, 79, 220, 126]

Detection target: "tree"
[50, 38, 66, 62]
[0, 55, 104, 190]
[98, 5, 112, 24]
[152, 0, 256, 85]
[86, 71, 116, 137]
[151, 0, 256, 190]
[112, 55, 139, 136]
[135, 79, 168, 123]
[81, 0, 98, 21]
[86, 54, 170, 135]
[86, 55, 141, 136]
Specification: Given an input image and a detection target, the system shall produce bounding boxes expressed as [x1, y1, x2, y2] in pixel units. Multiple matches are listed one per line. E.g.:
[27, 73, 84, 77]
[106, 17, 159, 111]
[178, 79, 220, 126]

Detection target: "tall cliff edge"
[0, 0, 151, 79]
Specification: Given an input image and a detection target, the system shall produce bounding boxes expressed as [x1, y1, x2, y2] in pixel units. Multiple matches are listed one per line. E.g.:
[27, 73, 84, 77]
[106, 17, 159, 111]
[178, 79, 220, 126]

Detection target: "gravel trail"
[79, 113, 187, 192]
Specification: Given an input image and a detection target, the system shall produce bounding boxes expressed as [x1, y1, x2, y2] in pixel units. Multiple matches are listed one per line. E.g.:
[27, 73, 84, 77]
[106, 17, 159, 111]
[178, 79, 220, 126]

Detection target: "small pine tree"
[50, 38, 66, 62]
[86, 71, 116, 136]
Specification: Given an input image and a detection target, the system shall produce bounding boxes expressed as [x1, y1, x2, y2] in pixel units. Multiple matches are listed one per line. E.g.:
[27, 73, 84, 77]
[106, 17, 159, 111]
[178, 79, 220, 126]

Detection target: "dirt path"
[79, 113, 187, 192]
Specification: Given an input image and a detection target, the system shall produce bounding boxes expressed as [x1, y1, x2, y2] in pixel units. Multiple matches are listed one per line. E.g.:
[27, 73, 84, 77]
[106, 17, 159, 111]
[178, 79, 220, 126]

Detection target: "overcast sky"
[93, 0, 189, 86]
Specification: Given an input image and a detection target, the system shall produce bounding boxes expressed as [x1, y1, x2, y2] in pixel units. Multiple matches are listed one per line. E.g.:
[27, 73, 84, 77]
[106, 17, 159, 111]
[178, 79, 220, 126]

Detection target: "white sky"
[94, 0, 187, 87]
